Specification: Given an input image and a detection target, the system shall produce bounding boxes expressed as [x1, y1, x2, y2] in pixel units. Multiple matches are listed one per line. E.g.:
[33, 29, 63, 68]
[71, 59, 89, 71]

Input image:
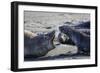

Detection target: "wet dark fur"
[59, 22, 90, 55]
[58, 33, 75, 45]
[24, 31, 55, 59]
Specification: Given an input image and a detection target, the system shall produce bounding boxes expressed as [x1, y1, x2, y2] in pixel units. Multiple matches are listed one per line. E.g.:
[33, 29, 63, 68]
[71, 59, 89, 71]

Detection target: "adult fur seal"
[24, 31, 55, 59]
[59, 25, 90, 55]
[58, 21, 90, 46]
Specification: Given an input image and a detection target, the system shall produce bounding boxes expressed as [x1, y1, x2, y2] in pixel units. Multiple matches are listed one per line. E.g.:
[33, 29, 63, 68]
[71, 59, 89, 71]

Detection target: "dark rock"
[64, 22, 73, 25]
[46, 27, 52, 29]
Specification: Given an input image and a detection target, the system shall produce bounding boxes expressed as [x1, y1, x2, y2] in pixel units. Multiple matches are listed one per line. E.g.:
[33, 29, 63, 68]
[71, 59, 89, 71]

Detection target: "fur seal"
[59, 25, 90, 55]
[24, 30, 55, 59]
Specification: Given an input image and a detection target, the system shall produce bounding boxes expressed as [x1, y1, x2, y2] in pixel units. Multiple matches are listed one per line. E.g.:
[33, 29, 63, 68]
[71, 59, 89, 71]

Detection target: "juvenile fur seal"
[24, 31, 55, 59]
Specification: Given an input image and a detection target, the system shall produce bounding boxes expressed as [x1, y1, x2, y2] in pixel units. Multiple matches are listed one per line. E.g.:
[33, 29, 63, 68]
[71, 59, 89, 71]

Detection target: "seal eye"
[58, 33, 70, 44]
[61, 33, 69, 42]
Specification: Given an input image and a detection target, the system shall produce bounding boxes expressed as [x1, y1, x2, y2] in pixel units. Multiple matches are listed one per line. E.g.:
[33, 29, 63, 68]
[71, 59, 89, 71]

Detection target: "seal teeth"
[50, 33, 55, 42]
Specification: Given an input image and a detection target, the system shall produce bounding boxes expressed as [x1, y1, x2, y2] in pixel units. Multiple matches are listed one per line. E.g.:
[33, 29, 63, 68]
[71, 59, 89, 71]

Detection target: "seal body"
[24, 31, 55, 58]
[59, 22, 90, 55]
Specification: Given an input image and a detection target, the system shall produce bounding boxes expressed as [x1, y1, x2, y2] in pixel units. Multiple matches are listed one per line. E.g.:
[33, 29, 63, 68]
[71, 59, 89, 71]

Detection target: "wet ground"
[24, 11, 90, 61]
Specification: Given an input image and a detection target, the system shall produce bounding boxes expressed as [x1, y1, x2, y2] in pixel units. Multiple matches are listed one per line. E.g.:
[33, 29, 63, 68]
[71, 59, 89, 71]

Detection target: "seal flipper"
[76, 46, 90, 56]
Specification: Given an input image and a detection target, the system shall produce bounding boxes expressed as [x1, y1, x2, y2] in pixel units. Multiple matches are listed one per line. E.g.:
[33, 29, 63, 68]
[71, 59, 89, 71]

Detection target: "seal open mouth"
[49, 31, 55, 48]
